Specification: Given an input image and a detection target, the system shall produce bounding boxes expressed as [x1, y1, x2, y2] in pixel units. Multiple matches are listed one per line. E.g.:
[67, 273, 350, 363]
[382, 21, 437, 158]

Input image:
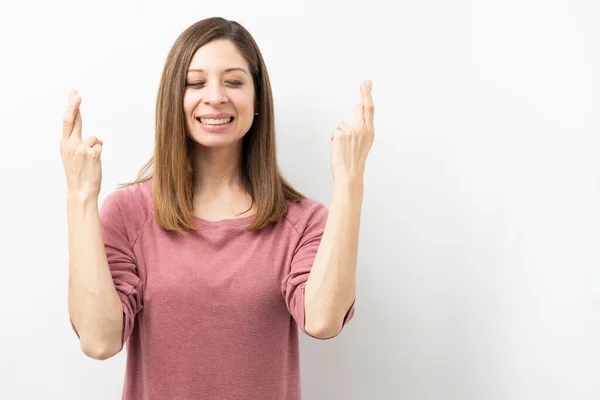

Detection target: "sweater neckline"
[192, 213, 256, 229]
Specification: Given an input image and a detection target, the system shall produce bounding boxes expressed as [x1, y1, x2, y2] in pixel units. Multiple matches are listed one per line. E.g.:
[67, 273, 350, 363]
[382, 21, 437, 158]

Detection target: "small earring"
[255, 112, 258, 115]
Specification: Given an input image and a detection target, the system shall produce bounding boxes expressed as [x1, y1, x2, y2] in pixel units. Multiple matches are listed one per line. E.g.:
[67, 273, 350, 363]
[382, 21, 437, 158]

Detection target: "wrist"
[333, 179, 365, 198]
[67, 191, 98, 206]
[333, 175, 365, 189]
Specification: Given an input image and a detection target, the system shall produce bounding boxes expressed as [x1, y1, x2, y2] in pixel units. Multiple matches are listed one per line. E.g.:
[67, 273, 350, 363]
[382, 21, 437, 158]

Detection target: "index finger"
[62, 90, 81, 140]
[362, 80, 374, 130]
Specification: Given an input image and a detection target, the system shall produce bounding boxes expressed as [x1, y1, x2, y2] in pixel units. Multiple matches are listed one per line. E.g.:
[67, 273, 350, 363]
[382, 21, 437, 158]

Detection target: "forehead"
[187, 39, 248, 72]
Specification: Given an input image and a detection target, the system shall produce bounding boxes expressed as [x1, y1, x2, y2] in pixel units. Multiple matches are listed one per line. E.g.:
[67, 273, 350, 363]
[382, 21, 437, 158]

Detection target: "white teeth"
[199, 117, 232, 125]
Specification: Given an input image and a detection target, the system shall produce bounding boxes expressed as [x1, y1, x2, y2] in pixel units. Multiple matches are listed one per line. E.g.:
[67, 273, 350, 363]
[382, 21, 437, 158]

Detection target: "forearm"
[67, 194, 123, 359]
[304, 180, 363, 337]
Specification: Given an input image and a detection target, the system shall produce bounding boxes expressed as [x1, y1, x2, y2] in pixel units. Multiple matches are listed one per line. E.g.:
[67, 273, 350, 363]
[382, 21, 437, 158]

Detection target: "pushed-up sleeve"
[281, 202, 355, 339]
[70, 190, 144, 347]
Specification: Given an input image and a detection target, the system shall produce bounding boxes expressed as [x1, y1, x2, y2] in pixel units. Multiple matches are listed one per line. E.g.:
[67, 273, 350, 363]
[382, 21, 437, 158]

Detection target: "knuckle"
[338, 123, 349, 131]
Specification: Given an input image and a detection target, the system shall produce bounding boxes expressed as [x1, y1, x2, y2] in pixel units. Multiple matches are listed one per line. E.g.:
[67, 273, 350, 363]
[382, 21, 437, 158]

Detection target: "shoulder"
[283, 197, 329, 235]
[99, 178, 153, 243]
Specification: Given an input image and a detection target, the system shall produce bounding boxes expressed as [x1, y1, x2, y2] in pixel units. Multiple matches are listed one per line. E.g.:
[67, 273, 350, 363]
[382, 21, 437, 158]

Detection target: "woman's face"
[183, 39, 256, 148]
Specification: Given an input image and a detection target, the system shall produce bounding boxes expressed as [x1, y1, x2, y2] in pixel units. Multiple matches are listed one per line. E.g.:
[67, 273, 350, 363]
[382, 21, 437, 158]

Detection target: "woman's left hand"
[330, 80, 375, 184]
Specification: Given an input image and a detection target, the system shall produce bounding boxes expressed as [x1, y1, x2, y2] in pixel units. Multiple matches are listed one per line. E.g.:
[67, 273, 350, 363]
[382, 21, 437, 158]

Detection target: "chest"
[137, 227, 294, 321]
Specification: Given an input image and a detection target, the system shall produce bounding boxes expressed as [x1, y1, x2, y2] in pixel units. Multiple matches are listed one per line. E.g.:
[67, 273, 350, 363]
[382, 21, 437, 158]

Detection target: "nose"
[203, 82, 228, 105]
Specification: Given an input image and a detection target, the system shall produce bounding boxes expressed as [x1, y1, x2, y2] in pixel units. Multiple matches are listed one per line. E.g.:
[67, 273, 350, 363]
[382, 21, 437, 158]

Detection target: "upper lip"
[196, 113, 234, 119]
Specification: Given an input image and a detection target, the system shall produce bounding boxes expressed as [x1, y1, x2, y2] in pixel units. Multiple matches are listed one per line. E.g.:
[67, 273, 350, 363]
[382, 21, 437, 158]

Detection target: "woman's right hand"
[60, 90, 104, 199]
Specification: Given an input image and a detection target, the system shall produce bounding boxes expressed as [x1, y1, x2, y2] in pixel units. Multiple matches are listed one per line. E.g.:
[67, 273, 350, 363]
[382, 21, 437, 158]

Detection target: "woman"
[62, 16, 374, 400]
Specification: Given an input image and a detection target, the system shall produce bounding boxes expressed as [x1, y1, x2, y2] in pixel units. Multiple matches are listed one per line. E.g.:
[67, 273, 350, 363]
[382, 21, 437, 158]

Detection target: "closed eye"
[186, 80, 243, 88]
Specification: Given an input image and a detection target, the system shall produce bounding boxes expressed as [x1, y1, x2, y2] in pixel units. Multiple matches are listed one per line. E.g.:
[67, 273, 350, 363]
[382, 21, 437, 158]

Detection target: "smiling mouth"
[196, 117, 234, 125]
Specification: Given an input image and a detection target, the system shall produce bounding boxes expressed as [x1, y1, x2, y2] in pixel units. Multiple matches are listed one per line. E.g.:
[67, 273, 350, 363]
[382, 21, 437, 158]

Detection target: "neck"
[191, 143, 245, 196]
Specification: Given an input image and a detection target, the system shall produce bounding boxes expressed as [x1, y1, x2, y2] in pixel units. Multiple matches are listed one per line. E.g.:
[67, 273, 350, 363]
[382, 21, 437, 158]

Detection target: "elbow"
[305, 319, 343, 340]
[303, 301, 347, 339]
[81, 338, 122, 360]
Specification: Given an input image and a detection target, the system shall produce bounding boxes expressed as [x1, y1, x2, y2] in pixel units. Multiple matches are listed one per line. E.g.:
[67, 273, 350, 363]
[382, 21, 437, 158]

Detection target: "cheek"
[231, 91, 254, 112]
[182, 92, 197, 113]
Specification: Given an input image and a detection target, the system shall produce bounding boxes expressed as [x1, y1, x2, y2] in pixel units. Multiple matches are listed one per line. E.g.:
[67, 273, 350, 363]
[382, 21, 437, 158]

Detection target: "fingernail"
[366, 80, 372, 88]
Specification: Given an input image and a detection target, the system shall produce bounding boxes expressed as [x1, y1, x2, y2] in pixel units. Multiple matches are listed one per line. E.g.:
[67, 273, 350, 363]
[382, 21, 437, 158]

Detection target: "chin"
[187, 132, 243, 148]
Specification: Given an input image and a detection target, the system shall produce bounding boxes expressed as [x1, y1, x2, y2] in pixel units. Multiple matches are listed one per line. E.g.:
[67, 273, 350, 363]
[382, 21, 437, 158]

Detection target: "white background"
[1, 0, 599, 399]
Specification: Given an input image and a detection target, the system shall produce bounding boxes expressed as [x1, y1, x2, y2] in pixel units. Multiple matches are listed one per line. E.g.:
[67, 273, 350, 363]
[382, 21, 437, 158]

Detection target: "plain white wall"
[1, 0, 599, 399]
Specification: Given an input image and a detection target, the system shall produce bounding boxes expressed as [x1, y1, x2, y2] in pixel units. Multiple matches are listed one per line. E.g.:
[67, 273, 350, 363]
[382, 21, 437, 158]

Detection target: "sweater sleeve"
[70, 189, 144, 347]
[281, 201, 355, 340]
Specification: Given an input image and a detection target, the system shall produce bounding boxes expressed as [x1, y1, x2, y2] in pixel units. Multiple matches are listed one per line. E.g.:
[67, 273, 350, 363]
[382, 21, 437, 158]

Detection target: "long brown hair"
[119, 17, 305, 233]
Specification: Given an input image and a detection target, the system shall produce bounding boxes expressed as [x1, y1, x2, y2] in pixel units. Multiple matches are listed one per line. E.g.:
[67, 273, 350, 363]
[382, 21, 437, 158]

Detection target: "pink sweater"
[71, 178, 355, 399]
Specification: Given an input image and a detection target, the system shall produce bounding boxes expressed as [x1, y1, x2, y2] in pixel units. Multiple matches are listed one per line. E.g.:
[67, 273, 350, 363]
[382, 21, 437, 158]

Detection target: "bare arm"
[303, 182, 362, 338]
[67, 193, 124, 360]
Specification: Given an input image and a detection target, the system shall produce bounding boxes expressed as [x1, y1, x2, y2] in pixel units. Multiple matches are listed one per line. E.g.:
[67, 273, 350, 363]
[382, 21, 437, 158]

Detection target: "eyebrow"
[187, 68, 248, 75]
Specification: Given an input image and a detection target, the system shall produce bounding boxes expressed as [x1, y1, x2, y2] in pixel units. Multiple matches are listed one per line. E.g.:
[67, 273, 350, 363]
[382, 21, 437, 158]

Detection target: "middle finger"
[62, 90, 81, 140]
